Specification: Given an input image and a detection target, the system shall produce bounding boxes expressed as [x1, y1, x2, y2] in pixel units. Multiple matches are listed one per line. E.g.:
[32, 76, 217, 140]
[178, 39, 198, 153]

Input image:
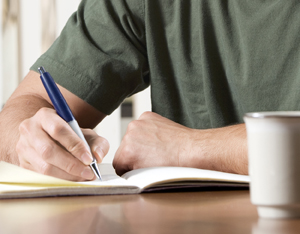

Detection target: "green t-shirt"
[31, 0, 300, 129]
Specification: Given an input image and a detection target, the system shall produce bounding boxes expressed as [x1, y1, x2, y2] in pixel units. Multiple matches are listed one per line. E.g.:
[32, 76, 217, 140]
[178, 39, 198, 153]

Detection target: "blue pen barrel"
[39, 68, 74, 122]
[38, 66, 102, 180]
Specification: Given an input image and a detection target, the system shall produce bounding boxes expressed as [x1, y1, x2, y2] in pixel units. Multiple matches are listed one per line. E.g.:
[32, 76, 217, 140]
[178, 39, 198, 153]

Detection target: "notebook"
[0, 161, 250, 199]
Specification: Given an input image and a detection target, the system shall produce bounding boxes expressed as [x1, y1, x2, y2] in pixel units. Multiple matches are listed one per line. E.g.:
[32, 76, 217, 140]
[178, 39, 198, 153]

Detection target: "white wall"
[133, 87, 151, 119]
[95, 108, 121, 164]
[18, 0, 81, 79]
[19, 0, 42, 79]
[2, 0, 19, 106]
[56, 0, 81, 35]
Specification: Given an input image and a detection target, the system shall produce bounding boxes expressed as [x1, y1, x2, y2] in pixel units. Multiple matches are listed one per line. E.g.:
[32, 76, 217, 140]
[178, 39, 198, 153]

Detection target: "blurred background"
[0, 0, 151, 163]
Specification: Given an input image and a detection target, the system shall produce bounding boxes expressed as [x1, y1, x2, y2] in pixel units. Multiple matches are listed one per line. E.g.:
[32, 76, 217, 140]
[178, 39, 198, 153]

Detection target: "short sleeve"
[31, 0, 149, 115]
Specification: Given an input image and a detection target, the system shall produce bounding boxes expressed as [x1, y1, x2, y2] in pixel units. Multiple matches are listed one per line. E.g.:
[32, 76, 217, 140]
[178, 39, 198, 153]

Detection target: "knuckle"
[39, 144, 54, 161]
[122, 133, 131, 144]
[40, 163, 52, 175]
[37, 107, 51, 117]
[120, 144, 134, 159]
[100, 137, 110, 151]
[127, 120, 140, 132]
[67, 141, 87, 155]
[18, 120, 30, 135]
[139, 111, 153, 119]
[65, 162, 77, 174]
[48, 123, 66, 138]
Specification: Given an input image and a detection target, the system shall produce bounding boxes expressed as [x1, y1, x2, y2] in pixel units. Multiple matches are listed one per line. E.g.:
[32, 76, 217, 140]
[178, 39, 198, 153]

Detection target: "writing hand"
[16, 107, 109, 181]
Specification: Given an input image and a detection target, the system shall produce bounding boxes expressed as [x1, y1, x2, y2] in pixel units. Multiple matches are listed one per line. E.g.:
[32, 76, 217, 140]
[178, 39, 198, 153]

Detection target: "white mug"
[244, 111, 300, 219]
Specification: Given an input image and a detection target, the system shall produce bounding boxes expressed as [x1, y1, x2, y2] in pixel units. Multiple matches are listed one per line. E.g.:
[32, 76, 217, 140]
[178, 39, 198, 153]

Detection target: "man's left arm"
[113, 111, 248, 176]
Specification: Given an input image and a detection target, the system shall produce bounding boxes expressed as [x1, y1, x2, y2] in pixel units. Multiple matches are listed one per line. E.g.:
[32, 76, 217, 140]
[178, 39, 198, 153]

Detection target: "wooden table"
[0, 190, 299, 234]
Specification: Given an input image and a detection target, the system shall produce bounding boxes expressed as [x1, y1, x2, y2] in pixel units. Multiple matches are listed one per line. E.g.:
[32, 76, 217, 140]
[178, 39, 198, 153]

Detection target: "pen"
[38, 66, 102, 180]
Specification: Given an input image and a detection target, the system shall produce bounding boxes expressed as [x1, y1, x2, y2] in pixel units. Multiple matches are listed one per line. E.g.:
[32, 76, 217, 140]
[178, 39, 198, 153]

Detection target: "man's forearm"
[186, 123, 248, 174]
[0, 95, 52, 164]
[113, 112, 248, 175]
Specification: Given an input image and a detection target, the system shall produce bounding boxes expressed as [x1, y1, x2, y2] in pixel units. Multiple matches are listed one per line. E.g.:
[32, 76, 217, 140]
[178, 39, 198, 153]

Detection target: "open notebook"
[0, 161, 250, 199]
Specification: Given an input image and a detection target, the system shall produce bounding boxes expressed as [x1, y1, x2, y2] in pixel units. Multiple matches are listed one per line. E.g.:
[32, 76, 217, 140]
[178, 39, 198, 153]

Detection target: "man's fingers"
[113, 146, 126, 176]
[20, 154, 90, 181]
[36, 108, 94, 165]
[17, 107, 109, 181]
[35, 140, 94, 180]
[18, 115, 95, 180]
[82, 128, 110, 162]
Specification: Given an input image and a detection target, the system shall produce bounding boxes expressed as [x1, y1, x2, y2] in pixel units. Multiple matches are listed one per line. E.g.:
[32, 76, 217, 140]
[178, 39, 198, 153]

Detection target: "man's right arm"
[0, 71, 109, 181]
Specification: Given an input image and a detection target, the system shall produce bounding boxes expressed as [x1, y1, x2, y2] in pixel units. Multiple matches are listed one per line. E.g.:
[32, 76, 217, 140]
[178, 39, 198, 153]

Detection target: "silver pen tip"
[90, 160, 102, 180]
[38, 66, 46, 75]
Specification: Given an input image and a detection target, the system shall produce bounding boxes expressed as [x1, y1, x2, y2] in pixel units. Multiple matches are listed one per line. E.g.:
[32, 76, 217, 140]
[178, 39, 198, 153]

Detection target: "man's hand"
[16, 107, 109, 181]
[113, 112, 248, 176]
[113, 112, 193, 175]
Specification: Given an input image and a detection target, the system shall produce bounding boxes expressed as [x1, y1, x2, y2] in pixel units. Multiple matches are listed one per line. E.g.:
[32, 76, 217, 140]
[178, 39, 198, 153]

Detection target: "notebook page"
[0, 162, 134, 188]
[121, 166, 250, 190]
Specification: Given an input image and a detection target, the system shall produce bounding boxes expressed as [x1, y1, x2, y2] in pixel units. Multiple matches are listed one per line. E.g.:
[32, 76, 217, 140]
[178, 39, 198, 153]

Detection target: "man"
[0, 0, 298, 181]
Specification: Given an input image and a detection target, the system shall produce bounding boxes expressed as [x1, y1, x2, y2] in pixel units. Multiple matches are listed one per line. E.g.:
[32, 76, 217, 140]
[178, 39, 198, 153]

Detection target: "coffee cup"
[244, 111, 300, 219]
